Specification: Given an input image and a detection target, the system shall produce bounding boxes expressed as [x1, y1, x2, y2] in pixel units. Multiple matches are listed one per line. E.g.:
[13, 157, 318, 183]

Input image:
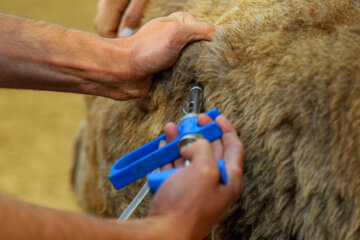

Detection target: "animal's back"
[72, 0, 360, 239]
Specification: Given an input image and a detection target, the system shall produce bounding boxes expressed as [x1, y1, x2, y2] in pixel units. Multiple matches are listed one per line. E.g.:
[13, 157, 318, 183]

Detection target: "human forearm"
[0, 12, 214, 100]
[0, 194, 182, 240]
[0, 13, 134, 99]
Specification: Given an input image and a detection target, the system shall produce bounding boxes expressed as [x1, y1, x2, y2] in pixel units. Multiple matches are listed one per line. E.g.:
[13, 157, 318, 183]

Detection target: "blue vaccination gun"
[109, 85, 227, 195]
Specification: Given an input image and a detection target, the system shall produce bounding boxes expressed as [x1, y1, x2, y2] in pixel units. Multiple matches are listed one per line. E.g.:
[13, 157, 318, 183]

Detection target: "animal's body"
[72, 0, 360, 239]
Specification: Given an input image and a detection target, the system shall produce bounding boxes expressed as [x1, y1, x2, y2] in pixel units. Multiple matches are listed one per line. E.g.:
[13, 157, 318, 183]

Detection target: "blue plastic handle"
[147, 160, 227, 194]
[109, 108, 222, 190]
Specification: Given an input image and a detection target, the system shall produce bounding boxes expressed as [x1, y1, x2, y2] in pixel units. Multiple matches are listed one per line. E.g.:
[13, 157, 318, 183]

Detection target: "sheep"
[72, 0, 360, 239]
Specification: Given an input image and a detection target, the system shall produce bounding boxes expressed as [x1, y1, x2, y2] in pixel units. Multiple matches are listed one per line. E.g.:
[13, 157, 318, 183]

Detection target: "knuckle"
[168, 11, 190, 25]
[199, 161, 218, 179]
[170, 11, 188, 18]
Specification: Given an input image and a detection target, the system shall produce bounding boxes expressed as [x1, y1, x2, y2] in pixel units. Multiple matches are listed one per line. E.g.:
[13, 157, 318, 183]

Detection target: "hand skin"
[0, 12, 214, 100]
[94, 0, 149, 38]
[0, 115, 244, 240]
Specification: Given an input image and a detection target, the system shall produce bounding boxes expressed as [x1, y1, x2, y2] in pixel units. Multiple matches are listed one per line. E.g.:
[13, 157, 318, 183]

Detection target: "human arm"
[0, 115, 243, 240]
[94, 0, 149, 37]
[0, 194, 167, 240]
[0, 12, 214, 100]
[150, 114, 244, 239]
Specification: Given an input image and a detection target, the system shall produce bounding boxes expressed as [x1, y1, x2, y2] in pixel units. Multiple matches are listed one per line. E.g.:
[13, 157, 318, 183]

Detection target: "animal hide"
[72, 0, 360, 239]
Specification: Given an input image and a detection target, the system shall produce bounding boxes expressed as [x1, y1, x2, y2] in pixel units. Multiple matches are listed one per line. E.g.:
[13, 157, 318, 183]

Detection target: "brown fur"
[72, 0, 360, 239]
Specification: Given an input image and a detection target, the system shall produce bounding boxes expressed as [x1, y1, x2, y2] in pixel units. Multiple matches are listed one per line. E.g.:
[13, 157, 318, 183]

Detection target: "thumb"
[184, 22, 215, 42]
[168, 12, 215, 41]
[169, 11, 201, 24]
[180, 139, 216, 164]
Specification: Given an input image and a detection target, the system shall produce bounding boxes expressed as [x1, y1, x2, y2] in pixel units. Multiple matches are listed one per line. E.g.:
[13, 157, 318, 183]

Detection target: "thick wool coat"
[72, 1, 360, 239]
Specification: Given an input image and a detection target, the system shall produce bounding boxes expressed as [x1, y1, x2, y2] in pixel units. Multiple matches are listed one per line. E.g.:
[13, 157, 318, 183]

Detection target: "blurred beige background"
[0, 0, 98, 212]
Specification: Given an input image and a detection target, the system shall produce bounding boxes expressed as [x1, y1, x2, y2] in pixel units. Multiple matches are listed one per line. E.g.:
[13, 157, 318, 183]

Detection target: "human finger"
[164, 122, 178, 143]
[94, 0, 130, 37]
[160, 122, 180, 170]
[215, 116, 244, 169]
[118, 0, 149, 37]
[158, 139, 173, 170]
[167, 123, 186, 168]
[168, 11, 201, 25]
[183, 22, 215, 42]
[197, 114, 224, 160]
[196, 113, 212, 125]
[215, 116, 244, 194]
[190, 140, 219, 184]
[168, 12, 215, 42]
[191, 139, 215, 163]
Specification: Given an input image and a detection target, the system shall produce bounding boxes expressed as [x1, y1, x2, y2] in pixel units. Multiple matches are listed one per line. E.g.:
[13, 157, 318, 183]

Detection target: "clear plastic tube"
[118, 168, 160, 221]
[118, 182, 150, 221]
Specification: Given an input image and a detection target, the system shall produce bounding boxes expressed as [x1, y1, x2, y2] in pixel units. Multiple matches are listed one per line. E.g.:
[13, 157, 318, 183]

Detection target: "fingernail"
[118, 27, 133, 38]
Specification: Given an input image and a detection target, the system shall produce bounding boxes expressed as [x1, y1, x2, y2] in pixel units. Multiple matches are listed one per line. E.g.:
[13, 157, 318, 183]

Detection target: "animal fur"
[72, 0, 360, 239]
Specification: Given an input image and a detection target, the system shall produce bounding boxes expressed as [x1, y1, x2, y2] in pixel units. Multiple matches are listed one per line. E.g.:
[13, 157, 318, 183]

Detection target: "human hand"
[148, 115, 244, 240]
[94, 0, 149, 37]
[122, 12, 214, 87]
[98, 12, 214, 100]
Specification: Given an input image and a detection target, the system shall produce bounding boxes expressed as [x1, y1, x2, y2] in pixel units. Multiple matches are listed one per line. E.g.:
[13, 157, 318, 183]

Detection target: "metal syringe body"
[178, 85, 204, 150]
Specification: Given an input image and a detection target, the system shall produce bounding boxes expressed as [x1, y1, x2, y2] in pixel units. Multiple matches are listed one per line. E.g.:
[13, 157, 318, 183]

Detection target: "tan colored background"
[0, 0, 98, 212]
